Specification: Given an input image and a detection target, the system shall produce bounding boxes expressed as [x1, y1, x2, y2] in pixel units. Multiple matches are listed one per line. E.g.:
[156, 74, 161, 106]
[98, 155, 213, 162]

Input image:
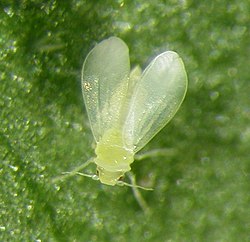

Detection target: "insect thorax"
[94, 128, 134, 185]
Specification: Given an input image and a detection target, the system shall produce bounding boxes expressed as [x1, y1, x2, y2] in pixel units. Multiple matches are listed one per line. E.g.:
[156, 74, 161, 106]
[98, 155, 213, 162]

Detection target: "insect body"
[81, 37, 188, 186]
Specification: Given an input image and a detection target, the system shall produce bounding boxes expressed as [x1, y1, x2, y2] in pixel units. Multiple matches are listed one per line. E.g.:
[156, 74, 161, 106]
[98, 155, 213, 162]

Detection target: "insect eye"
[118, 175, 124, 181]
[96, 170, 99, 175]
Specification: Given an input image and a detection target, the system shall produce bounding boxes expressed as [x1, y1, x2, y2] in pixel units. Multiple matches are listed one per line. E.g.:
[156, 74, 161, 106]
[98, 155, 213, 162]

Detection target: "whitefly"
[53, 37, 188, 210]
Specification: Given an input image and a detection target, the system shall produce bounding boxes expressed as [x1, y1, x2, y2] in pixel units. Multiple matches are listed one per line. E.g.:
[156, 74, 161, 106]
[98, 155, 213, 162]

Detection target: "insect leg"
[127, 172, 151, 215]
[134, 148, 177, 161]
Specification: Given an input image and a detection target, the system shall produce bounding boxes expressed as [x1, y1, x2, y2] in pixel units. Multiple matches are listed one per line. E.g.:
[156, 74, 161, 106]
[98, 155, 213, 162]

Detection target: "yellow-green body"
[95, 128, 134, 185]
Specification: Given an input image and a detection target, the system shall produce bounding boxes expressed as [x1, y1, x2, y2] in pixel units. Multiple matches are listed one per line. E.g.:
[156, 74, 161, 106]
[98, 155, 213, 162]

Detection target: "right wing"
[123, 51, 188, 152]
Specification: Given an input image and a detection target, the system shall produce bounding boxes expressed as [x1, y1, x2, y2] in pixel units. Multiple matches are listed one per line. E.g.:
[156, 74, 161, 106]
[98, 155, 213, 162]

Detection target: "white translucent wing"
[81, 37, 130, 142]
[123, 51, 188, 152]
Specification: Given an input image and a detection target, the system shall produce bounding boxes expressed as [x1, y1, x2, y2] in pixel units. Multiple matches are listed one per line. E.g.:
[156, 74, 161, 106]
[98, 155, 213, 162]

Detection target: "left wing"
[81, 37, 130, 142]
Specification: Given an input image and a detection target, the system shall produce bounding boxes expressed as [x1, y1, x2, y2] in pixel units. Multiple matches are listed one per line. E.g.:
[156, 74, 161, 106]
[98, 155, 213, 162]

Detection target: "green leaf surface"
[1, 1, 249, 241]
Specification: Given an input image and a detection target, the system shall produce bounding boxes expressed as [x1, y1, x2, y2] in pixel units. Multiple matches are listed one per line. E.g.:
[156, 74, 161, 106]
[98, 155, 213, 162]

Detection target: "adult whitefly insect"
[78, 36, 188, 188]
[51, 36, 188, 212]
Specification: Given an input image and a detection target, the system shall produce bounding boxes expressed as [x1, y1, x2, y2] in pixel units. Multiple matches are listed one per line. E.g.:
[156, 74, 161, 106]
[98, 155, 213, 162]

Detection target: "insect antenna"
[72, 171, 99, 181]
[116, 172, 152, 214]
[51, 158, 94, 183]
[116, 180, 153, 191]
